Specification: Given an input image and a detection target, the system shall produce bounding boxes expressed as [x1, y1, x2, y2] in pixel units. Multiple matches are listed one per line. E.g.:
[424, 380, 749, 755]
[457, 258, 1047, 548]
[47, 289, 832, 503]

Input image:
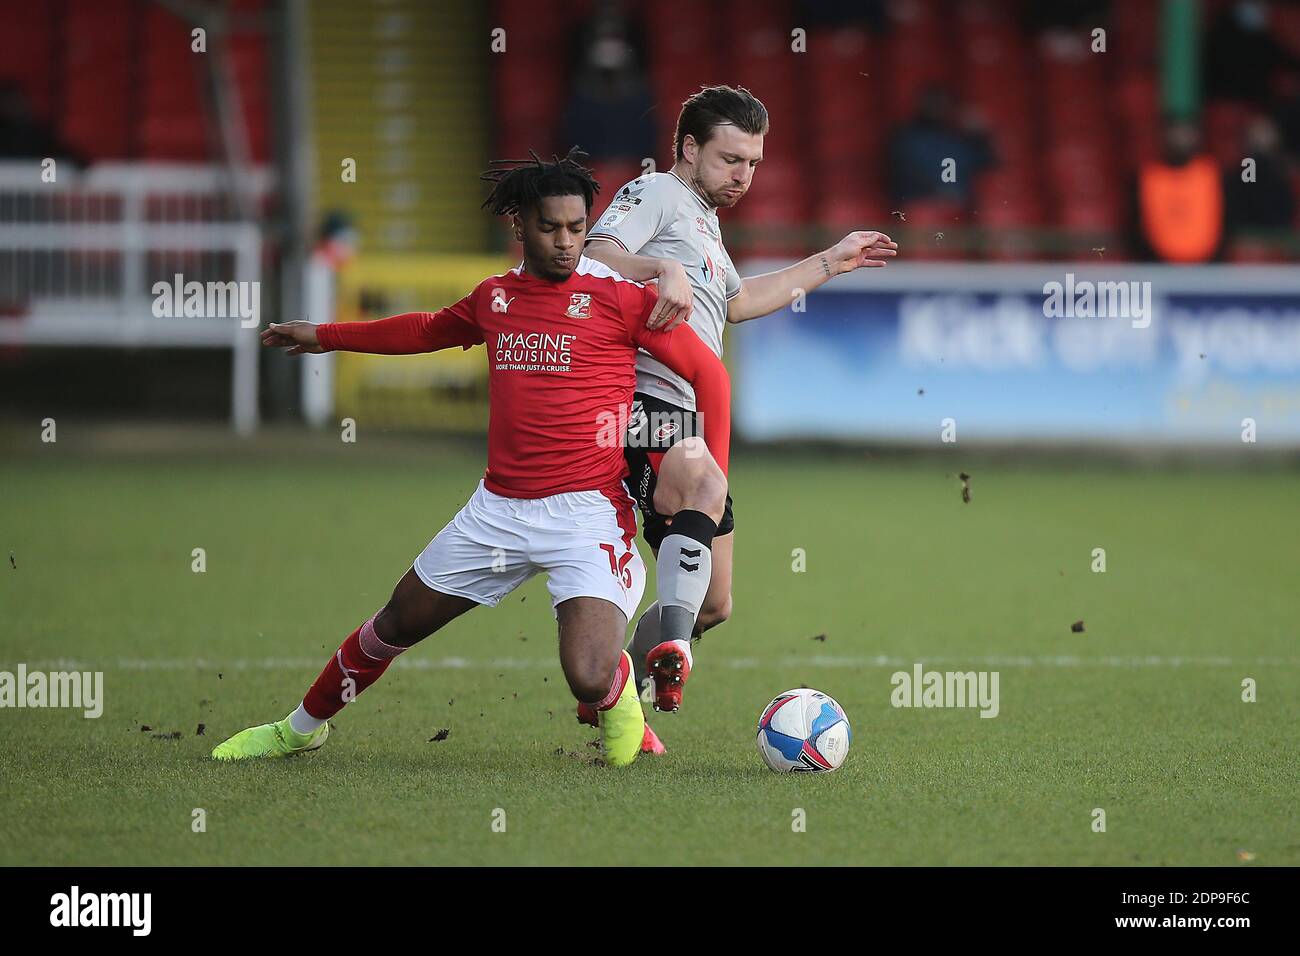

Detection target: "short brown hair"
[673, 85, 769, 160]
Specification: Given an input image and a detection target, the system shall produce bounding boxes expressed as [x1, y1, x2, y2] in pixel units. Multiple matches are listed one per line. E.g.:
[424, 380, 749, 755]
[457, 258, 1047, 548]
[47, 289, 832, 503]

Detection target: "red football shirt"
[315, 256, 730, 499]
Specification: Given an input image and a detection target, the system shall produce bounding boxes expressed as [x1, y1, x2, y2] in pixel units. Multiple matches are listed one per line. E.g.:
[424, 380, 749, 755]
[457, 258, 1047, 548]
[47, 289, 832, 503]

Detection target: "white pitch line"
[790, 654, 1300, 669]
[3, 654, 1298, 672]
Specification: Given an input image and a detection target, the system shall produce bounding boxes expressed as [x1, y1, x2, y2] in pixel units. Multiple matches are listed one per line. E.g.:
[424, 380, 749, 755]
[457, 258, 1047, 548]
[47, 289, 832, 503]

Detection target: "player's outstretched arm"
[726, 230, 899, 325]
[263, 310, 483, 357]
[584, 239, 694, 331]
[261, 320, 324, 354]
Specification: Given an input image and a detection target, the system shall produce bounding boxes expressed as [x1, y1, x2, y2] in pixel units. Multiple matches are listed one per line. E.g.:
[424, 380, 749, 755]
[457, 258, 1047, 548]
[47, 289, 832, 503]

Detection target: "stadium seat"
[62, 0, 133, 159]
[0, 0, 270, 164]
[478, 0, 1288, 262]
[140, 6, 208, 160]
[589, 160, 643, 198]
[1277, 4, 1300, 55]
[1227, 239, 1289, 263]
[0, 1, 57, 122]
[1204, 100, 1254, 169]
[814, 194, 891, 234]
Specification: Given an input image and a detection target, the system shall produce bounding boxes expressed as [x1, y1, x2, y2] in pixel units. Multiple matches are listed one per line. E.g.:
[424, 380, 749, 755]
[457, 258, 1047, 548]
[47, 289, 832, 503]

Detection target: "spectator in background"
[1273, 75, 1300, 156]
[1205, 1, 1300, 105]
[316, 211, 359, 270]
[794, 0, 886, 33]
[567, 0, 647, 76]
[1130, 120, 1225, 263]
[1024, 0, 1111, 34]
[563, 0, 655, 164]
[1222, 116, 1297, 234]
[0, 82, 82, 163]
[886, 86, 994, 210]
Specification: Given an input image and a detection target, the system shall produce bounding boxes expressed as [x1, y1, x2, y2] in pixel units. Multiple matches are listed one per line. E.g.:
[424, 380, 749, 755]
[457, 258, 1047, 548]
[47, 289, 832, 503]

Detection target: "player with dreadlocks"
[211, 148, 730, 767]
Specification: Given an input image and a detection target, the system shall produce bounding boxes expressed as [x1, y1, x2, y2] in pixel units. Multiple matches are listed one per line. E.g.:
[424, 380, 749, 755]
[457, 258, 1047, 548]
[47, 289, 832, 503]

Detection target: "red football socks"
[302, 615, 406, 720]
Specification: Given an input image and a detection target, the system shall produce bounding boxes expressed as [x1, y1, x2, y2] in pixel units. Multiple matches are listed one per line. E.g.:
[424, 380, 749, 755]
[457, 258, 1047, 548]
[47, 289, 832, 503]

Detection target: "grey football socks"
[654, 509, 717, 648]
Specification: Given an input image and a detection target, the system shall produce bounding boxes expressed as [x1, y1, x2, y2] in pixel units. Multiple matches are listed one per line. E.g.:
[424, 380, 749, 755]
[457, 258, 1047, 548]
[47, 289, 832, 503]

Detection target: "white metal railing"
[0, 162, 273, 434]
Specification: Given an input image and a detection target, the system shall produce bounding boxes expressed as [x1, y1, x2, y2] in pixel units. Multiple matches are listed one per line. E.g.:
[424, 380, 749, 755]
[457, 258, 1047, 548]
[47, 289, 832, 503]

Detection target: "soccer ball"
[756, 688, 851, 773]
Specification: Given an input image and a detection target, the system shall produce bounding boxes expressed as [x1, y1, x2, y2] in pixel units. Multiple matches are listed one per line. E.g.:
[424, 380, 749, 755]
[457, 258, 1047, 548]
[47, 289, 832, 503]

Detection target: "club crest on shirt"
[565, 292, 592, 319]
[699, 252, 715, 285]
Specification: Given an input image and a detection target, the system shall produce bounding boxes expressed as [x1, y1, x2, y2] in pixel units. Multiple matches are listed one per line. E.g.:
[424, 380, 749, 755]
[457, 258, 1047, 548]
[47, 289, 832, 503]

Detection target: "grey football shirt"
[586, 171, 740, 410]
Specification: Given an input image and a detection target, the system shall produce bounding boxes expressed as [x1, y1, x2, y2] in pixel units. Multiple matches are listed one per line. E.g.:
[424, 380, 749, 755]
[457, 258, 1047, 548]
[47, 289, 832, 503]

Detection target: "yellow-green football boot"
[211, 715, 329, 761]
[598, 652, 645, 767]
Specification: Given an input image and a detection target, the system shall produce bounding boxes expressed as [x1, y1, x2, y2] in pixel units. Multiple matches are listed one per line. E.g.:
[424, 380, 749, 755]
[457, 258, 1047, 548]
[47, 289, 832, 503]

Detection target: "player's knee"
[375, 598, 424, 647]
[566, 661, 613, 704]
[655, 438, 726, 524]
[691, 464, 728, 525]
[695, 593, 733, 635]
[372, 603, 402, 644]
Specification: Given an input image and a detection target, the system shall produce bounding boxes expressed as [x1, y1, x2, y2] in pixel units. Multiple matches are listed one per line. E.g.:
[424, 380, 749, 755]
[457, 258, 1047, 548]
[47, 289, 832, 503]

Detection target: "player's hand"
[826, 231, 899, 273]
[260, 321, 324, 355]
[647, 259, 693, 331]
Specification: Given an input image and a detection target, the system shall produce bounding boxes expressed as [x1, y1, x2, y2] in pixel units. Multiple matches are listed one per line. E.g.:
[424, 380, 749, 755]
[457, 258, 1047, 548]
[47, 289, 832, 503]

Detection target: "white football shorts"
[411, 480, 646, 623]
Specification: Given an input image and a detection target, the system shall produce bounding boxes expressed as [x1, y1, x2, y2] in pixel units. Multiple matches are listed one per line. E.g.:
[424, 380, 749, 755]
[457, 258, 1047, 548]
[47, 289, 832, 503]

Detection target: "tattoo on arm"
[820, 255, 832, 278]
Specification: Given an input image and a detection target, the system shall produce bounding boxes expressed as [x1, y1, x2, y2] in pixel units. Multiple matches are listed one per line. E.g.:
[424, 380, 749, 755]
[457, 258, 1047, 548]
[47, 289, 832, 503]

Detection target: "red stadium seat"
[492, 0, 568, 158]
[1225, 239, 1288, 263]
[1113, 0, 1159, 70]
[898, 197, 964, 227]
[589, 160, 643, 199]
[1059, 196, 1121, 232]
[0, 0, 270, 164]
[1204, 100, 1255, 168]
[735, 159, 801, 213]
[722, 0, 788, 35]
[1277, 4, 1300, 55]
[140, 6, 208, 160]
[808, 28, 883, 171]
[228, 31, 269, 162]
[984, 230, 1042, 262]
[1116, 74, 1159, 172]
[471, 0, 1253, 262]
[814, 195, 891, 236]
[0, 1, 57, 122]
[62, 0, 133, 159]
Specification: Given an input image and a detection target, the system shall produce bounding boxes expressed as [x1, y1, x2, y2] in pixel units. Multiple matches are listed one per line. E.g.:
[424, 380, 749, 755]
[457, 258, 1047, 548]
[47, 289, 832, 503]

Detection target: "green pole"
[1162, 0, 1201, 120]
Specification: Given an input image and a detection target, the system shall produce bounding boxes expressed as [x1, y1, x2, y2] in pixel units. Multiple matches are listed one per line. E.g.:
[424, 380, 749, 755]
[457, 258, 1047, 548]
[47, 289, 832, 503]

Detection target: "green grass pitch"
[1, 434, 1296, 865]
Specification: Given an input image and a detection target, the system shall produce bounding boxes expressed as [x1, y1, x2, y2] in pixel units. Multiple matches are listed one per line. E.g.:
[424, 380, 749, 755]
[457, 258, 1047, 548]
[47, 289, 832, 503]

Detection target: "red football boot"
[641, 724, 666, 754]
[575, 701, 598, 727]
[646, 641, 691, 713]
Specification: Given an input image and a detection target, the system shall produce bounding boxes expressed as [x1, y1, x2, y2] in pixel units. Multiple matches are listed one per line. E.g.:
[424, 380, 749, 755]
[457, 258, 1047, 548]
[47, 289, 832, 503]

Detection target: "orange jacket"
[1138, 156, 1223, 263]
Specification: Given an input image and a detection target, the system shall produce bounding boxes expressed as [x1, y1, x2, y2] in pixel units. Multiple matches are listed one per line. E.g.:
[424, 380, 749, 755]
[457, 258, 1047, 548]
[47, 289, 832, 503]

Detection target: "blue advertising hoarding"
[730, 264, 1300, 447]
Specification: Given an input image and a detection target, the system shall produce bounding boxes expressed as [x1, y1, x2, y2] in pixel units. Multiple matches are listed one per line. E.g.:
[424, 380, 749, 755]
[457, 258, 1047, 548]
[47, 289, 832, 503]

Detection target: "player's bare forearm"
[261, 321, 324, 355]
[582, 239, 666, 283]
[726, 230, 898, 324]
[725, 255, 834, 325]
[585, 239, 693, 329]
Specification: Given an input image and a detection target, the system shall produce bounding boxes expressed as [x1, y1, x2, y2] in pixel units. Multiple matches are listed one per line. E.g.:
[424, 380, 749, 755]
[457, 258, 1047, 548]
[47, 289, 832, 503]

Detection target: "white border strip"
[741, 260, 1300, 295]
[4, 654, 1297, 671]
